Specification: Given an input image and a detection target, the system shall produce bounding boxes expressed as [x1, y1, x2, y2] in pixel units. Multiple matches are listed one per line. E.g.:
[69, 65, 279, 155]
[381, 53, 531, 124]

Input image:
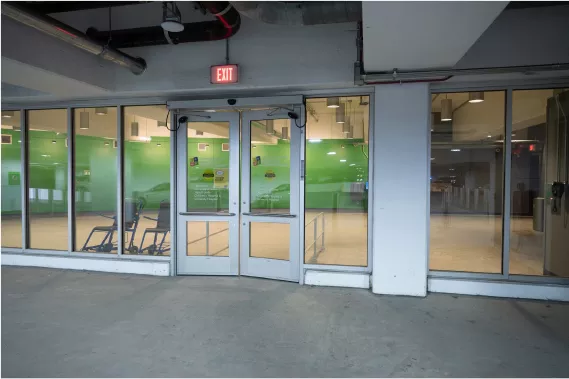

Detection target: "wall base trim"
[1, 253, 170, 276]
[304, 270, 370, 289]
[428, 277, 569, 302]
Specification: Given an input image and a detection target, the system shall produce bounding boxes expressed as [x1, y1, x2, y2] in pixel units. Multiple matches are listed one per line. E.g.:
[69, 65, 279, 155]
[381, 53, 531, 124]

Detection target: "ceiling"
[362, 1, 507, 72]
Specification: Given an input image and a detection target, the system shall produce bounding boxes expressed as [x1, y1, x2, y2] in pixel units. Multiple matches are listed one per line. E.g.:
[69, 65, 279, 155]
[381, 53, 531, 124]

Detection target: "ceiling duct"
[1, 2, 146, 75]
[87, 2, 241, 49]
[231, 1, 361, 25]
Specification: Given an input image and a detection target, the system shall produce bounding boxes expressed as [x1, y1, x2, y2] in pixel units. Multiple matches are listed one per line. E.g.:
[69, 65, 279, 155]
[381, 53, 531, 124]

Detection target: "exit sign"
[211, 64, 238, 84]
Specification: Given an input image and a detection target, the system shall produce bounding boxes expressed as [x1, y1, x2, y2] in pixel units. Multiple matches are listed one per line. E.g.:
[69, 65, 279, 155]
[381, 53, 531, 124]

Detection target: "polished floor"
[1, 213, 544, 275]
[3, 267, 569, 377]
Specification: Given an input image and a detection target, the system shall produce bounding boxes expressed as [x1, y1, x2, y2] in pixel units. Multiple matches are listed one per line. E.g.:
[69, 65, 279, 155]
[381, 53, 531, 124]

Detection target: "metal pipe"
[1, 2, 146, 75]
[361, 63, 569, 84]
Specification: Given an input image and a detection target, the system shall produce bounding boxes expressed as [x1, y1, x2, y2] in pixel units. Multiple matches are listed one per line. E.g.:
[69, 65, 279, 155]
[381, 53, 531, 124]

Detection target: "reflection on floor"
[1, 213, 546, 275]
[430, 214, 543, 275]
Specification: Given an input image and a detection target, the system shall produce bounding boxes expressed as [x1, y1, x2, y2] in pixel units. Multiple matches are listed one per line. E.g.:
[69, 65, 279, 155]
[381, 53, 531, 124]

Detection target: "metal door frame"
[175, 111, 240, 275]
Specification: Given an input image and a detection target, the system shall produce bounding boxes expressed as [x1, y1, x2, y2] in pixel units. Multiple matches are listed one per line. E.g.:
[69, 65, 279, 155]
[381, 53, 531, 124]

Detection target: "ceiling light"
[281, 126, 289, 140]
[157, 143, 162, 147]
[451, 149, 461, 152]
[487, 135, 492, 138]
[95, 107, 107, 115]
[104, 142, 110, 146]
[265, 120, 274, 135]
[2, 111, 14, 118]
[131, 121, 139, 137]
[340, 159, 347, 162]
[441, 99, 452, 121]
[327, 97, 340, 108]
[309, 139, 322, 143]
[327, 151, 336, 155]
[80, 111, 89, 129]
[468, 92, 484, 103]
[343, 116, 350, 134]
[161, 2, 184, 32]
[204, 109, 216, 113]
[336, 103, 345, 124]
[52, 140, 56, 144]
[349, 163, 355, 166]
[140, 136, 151, 142]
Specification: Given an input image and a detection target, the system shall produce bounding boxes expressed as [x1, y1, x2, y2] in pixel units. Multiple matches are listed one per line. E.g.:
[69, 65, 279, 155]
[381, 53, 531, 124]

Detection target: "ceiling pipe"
[359, 63, 569, 85]
[1, 2, 146, 75]
[87, 1, 241, 48]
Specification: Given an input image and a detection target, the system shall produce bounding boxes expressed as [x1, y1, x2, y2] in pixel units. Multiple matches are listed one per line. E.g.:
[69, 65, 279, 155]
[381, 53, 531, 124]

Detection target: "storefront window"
[74, 107, 118, 253]
[304, 96, 370, 266]
[123, 105, 171, 256]
[510, 88, 569, 277]
[27, 109, 68, 250]
[429, 91, 505, 273]
[1, 110, 22, 248]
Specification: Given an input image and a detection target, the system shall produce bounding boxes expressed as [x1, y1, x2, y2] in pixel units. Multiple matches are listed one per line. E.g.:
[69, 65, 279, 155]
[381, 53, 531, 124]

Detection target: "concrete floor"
[2, 267, 569, 378]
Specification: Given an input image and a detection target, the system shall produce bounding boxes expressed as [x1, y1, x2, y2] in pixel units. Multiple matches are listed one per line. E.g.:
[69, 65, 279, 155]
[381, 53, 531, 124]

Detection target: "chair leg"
[139, 231, 148, 253]
[158, 232, 168, 254]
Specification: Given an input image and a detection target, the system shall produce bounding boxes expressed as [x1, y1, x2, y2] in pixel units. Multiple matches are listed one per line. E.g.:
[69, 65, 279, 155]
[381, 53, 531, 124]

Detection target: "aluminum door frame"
[240, 107, 303, 282]
[176, 111, 240, 275]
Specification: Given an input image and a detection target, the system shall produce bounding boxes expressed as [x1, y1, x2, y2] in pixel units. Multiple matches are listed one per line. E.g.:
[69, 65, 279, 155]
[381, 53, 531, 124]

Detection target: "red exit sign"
[211, 64, 238, 84]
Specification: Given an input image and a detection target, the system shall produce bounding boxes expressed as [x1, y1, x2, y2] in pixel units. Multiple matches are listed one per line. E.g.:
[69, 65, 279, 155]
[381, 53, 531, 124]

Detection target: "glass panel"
[28, 109, 68, 250]
[510, 88, 569, 277]
[429, 91, 505, 273]
[187, 121, 230, 212]
[304, 96, 369, 266]
[74, 107, 118, 253]
[186, 221, 229, 256]
[124, 105, 171, 255]
[250, 119, 290, 214]
[1, 110, 22, 248]
[250, 222, 289, 260]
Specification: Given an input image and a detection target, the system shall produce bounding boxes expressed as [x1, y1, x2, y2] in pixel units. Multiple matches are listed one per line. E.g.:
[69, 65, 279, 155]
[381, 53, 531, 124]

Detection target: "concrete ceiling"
[362, 1, 508, 72]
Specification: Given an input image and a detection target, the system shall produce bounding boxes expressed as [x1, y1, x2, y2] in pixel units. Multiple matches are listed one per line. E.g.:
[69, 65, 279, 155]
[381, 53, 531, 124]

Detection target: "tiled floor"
[1, 213, 545, 275]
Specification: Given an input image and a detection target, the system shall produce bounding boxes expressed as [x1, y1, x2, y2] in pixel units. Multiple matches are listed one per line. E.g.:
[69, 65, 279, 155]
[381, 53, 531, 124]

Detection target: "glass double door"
[176, 108, 301, 282]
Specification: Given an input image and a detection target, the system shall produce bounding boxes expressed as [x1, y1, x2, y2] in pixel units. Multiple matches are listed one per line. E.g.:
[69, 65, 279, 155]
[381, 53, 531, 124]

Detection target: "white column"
[372, 83, 429, 297]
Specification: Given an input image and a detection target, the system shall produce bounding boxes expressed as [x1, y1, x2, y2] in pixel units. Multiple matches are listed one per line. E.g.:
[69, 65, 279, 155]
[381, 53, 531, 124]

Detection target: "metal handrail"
[305, 212, 325, 263]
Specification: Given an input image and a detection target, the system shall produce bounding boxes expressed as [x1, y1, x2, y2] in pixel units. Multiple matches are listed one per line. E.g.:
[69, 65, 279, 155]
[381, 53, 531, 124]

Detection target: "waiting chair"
[81, 199, 143, 253]
[139, 201, 170, 255]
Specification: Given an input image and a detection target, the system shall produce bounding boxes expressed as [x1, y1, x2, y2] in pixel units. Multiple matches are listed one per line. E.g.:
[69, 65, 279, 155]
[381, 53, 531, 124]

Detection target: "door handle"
[179, 212, 236, 216]
[242, 212, 296, 218]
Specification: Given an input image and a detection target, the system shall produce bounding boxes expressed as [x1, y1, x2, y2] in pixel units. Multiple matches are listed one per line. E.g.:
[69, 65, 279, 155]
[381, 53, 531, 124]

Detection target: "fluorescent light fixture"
[80, 111, 90, 129]
[326, 97, 340, 108]
[487, 135, 492, 138]
[204, 109, 216, 113]
[131, 121, 139, 137]
[349, 163, 355, 166]
[451, 148, 461, 152]
[449, 168, 455, 171]
[309, 139, 322, 143]
[95, 107, 107, 115]
[327, 151, 336, 155]
[441, 99, 452, 121]
[281, 126, 289, 140]
[2, 111, 14, 118]
[104, 142, 110, 146]
[336, 103, 345, 124]
[265, 120, 274, 135]
[340, 159, 347, 162]
[468, 92, 484, 103]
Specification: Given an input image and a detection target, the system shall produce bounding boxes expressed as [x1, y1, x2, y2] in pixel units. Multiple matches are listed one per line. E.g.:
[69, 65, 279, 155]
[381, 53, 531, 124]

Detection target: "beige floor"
[1, 213, 545, 275]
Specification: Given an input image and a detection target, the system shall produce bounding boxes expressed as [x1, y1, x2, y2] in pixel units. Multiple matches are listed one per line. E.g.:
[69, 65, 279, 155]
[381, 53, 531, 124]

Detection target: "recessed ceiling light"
[451, 148, 461, 152]
[309, 139, 322, 143]
[327, 151, 336, 155]
[487, 135, 492, 138]
[340, 159, 347, 162]
[349, 163, 355, 166]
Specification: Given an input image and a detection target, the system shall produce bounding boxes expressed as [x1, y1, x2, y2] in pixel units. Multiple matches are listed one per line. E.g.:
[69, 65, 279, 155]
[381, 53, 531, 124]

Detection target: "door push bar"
[241, 213, 297, 218]
[179, 212, 236, 216]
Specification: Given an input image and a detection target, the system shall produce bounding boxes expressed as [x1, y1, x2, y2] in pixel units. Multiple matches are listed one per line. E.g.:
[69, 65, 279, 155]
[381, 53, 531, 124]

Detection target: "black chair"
[139, 201, 170, 255]
[81, 199, 143, 253]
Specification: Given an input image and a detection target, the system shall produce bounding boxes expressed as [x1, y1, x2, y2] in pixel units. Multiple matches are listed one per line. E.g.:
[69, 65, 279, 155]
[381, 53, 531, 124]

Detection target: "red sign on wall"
[210, 64, 238, 84]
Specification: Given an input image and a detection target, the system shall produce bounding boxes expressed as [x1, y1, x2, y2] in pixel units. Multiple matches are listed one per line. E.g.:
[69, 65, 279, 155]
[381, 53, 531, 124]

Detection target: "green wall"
[1, 128, 369, 215]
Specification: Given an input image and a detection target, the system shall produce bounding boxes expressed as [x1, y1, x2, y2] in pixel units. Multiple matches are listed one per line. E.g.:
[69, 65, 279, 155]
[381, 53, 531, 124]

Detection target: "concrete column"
[372, 83, 429, 297]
